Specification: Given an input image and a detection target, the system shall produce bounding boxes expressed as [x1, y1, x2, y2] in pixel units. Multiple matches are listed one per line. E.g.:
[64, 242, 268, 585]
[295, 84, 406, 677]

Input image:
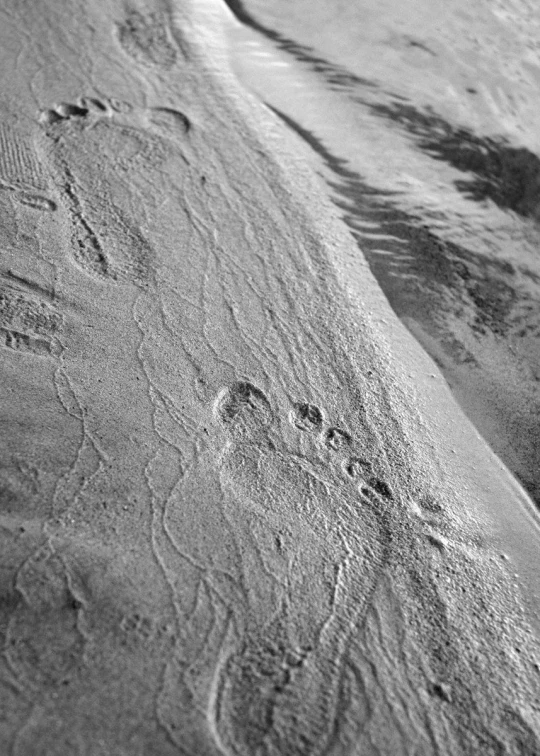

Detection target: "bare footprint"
[212, 385, 388, 756]
[39, 101, 155, 287]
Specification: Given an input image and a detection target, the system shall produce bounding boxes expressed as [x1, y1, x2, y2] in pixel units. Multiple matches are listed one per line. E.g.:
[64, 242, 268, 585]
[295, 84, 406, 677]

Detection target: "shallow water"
[223, 0, 540, 509]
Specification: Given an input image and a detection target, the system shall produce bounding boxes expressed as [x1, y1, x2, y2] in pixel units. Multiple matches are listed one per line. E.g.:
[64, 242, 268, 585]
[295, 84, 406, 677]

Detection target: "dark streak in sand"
[366, 100, 540, 221]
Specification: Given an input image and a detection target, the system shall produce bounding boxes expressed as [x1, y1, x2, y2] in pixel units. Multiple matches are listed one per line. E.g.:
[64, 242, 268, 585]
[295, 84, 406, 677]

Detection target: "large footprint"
[211, 382, 388, 756]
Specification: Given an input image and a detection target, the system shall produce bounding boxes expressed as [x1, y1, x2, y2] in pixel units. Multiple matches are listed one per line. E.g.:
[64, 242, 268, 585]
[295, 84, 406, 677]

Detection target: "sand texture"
[223, 0, 540, 511]
[1, 1, 540, 754]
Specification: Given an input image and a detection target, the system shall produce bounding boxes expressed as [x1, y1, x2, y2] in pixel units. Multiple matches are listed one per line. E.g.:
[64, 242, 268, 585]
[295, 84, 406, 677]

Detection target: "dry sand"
[1, 0, 540, 754]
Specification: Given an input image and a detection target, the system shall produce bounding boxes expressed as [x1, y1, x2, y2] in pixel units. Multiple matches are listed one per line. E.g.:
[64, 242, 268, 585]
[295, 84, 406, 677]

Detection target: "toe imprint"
[289, 402, 324, 432]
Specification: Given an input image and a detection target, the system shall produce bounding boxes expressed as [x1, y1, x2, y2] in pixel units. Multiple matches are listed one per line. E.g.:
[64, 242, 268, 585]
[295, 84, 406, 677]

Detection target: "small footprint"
[289, 402, 324, 432]
[322, 426, 352, 451]
[211, 383, 391, 756]
[214, 381, 273, 441]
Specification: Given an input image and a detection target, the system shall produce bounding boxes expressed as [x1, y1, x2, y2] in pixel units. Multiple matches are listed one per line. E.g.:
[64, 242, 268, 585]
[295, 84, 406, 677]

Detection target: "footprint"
[214, 381, 273, 441]
[39, 101, 155, 287]
[322, 426, 352, 451]
[212, 386, 388, 756]
[115, 8, 179, 69]
[289, 402, 324, 433]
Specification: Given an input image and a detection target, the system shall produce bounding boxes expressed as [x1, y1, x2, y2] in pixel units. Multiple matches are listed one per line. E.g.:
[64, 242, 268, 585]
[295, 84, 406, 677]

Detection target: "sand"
[223, 0, 540, 509]
[1, 0, 540, 754]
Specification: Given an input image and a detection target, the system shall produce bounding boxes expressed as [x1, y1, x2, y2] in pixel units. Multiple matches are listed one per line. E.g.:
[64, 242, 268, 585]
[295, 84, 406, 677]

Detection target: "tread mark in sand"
[0, 121, 55, 210]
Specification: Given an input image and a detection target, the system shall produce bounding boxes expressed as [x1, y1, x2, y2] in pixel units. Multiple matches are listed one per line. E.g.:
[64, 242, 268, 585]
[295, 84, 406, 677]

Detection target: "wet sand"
[1, 0, 540, 754]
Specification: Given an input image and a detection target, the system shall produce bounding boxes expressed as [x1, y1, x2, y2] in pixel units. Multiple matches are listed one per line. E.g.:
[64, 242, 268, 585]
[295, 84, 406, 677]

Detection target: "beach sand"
[223, 0, 540, 510]
[1, 0, 540, 754]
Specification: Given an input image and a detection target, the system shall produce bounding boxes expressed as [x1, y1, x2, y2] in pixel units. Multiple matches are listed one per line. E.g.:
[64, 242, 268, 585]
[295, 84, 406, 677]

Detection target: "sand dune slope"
[0, 1, 540, 754]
